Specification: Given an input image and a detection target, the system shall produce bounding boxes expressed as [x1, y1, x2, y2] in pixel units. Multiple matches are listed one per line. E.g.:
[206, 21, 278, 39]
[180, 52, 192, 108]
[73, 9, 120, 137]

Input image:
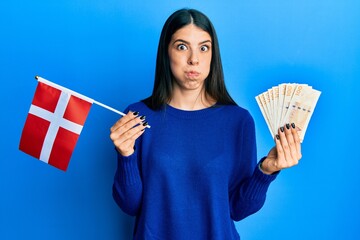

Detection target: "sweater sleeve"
[229, 159, 278, 221]
[229, 112, 278, 221]
[112, 149, 143, 216]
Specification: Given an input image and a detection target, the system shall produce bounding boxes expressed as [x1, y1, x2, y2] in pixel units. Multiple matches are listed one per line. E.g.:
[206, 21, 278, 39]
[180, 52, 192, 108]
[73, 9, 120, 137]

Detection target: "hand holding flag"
[19, 76, 149, 171]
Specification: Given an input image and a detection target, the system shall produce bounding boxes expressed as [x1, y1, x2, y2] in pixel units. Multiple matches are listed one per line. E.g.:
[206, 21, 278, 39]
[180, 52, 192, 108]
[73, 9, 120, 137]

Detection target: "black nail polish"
[291, 123, 296, 129]
[133, 111, 139, 116]
[142, 121, 148, 126]
[139, 115, 146, 120]
[280, 127, 284, 132]
[286, 123, 290, 129]
[276, 134, 280, 140]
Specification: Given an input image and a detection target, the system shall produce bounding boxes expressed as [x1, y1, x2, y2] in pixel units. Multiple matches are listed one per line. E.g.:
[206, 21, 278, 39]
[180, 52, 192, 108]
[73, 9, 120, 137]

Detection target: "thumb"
[267, 146, 277, 159]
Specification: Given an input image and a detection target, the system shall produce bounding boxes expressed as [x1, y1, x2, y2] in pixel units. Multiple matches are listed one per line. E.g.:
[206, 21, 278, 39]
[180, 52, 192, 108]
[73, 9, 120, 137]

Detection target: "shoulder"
[216, 104, 255, 132]
[124, 101, 157, 117]
[220, 104, 254, 121]
[126, 101, 151, 113]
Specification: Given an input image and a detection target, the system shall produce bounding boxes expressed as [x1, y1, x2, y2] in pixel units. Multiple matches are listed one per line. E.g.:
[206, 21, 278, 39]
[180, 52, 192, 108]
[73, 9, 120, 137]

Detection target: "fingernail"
[133, 111, 139, 116]
[286, 123, 290, 129]
[291, 123, 296, 129]
[280, 127, 284, 132]
[142, 121, 148, 126]
[276, 134, 280, 140]
[139, 115, 146, 120]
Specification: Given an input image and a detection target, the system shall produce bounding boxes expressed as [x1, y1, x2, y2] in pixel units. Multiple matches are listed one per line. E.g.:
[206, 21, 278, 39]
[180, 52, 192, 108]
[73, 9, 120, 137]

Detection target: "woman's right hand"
[110, 111, 147, 157]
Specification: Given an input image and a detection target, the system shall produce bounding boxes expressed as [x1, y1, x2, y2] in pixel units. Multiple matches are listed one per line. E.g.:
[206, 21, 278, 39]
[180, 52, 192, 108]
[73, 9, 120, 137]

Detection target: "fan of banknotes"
[255, 83, 321, 142]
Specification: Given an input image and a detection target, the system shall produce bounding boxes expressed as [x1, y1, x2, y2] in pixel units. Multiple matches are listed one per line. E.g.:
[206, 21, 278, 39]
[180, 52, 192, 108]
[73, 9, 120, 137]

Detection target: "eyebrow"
[172, 39, 212, 45]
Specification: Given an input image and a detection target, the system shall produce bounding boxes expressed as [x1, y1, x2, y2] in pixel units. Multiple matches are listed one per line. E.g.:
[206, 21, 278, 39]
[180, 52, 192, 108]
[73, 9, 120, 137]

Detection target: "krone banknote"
[255, 83, 321, 142]
[283, 87, 321, 142]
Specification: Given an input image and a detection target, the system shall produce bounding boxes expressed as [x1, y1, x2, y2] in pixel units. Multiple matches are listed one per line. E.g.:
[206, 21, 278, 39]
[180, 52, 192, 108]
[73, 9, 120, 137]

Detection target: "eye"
[176, 44, 188, 51]
[200, 45, 209, 52]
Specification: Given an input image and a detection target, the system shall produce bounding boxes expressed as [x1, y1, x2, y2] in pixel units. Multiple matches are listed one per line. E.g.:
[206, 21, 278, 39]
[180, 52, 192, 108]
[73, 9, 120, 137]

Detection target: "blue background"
[1, 0, 359, 239]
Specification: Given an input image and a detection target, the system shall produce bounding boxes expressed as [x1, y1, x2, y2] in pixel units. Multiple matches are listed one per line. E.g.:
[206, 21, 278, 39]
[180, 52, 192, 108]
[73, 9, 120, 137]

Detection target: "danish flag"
[19, 77, 93, 171]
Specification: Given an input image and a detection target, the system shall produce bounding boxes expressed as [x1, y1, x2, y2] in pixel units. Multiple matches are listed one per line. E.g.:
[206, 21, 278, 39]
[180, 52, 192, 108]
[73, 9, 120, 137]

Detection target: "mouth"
[185, 71, 200, 78]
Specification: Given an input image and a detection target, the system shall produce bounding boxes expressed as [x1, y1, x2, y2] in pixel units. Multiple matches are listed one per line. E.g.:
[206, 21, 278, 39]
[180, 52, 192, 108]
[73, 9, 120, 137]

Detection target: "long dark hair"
[142, 8, 237, 110]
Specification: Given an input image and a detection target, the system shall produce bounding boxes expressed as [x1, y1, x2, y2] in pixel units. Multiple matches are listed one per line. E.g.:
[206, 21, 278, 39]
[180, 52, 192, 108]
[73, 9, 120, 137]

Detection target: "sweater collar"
[163, 103, 224, 119]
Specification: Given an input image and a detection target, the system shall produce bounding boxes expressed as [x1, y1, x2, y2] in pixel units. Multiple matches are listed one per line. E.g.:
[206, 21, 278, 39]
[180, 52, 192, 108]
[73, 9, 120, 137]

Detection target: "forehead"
[171, 24, 211, 42]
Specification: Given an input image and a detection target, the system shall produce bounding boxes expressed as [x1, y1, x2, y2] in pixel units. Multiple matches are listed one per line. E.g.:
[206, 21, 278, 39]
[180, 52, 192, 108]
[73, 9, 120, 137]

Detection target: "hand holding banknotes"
[260, 123, 302, 175]
[256, 83, 321, 174]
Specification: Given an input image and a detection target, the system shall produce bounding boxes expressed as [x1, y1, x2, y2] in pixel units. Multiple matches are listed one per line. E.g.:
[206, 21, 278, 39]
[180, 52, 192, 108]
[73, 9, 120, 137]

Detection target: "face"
[168, 24, 212, 91]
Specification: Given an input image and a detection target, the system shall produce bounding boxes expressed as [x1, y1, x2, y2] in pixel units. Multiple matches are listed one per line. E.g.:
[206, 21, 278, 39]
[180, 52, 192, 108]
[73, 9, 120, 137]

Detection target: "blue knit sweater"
[112, 102, 278, 239]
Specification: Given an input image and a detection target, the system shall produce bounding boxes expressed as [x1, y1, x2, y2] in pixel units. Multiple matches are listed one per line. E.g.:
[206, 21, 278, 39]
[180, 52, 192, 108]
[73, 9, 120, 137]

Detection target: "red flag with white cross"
[19, 78, 93, 171]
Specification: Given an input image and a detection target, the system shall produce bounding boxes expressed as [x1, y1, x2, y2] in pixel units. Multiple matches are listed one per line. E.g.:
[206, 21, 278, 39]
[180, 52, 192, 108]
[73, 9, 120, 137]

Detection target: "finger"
[291, 123, 302, 160]
[278, 125, 293, 166]
[274, 134, 286, 169]
[115, 129, 145, 151]
[284, 123, 299, 166]
[119, 117, 145, 135]
[127, 125, 146, 143]
[110, 114, 144, 140]
[110, 111, 139, 132]
[115, 128, 145, 157]
[120, 121, 147, 141]
[111, 111, 140, 132]
[113, 123, 147, 149]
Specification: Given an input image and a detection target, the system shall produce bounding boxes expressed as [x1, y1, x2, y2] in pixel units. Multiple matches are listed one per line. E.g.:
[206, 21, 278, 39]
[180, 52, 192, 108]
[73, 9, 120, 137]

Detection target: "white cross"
[29, 91, 83, 163]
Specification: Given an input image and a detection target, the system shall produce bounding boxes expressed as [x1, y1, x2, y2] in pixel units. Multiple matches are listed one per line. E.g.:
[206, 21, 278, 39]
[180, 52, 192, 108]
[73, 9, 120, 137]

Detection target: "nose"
[187, 51, 199, 65]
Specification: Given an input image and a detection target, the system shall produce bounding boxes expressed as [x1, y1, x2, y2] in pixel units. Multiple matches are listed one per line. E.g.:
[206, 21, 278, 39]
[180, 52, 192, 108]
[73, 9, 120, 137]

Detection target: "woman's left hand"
[260, 123, 302, 175]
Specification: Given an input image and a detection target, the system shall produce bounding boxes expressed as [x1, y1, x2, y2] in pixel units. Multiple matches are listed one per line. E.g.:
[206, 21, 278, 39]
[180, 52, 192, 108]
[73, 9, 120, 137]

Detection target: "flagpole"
[35, 76, 150, 128]
[92, 100, 125, 116]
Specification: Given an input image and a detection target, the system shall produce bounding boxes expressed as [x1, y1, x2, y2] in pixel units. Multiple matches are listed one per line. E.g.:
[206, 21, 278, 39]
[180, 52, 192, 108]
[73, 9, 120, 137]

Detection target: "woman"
[110, 8, 301, 239]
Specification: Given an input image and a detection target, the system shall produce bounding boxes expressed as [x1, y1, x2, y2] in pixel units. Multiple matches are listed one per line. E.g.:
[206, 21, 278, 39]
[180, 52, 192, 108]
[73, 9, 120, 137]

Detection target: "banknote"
[277, 84, 287, 131]
[255, 83, 321, 142]
[255, 95, 273, 137]
[271, 86, 279, 134]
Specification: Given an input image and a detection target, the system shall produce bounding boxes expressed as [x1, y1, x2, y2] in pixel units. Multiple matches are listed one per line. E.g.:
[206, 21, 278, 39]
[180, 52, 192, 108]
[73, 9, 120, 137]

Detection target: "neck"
[169, 86, 215, 110]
